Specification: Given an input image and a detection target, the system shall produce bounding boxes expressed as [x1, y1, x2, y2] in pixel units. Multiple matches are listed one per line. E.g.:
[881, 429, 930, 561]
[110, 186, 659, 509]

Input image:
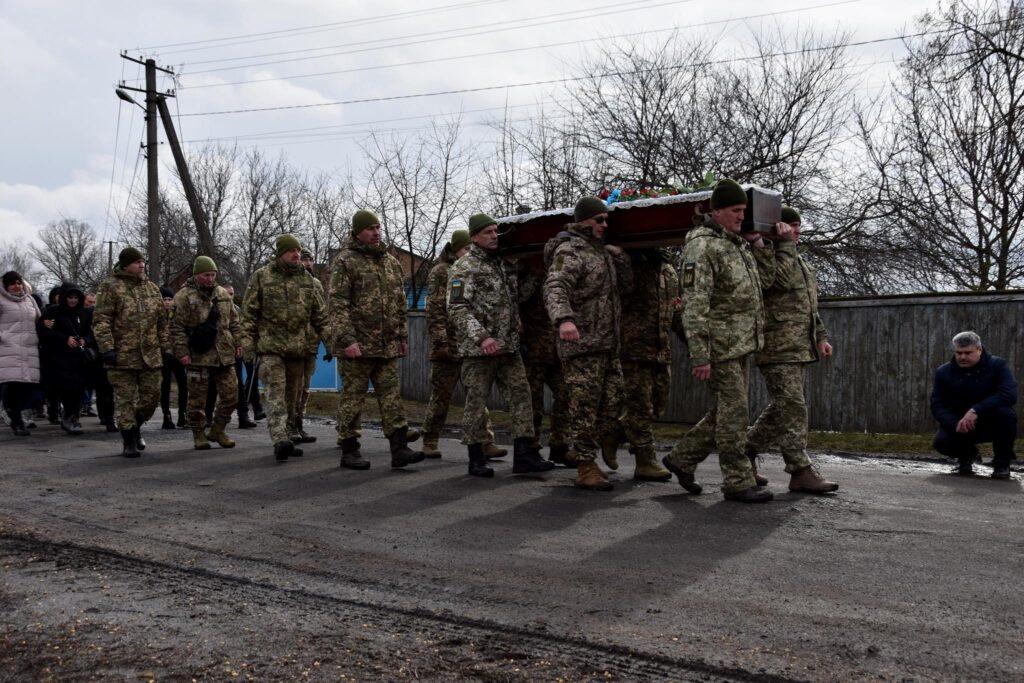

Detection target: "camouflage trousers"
[666, 356, 757, 494]
[621, 361, 671, 451]
[186, 365, 237, 428]
[337, 358, 406, 440]
[422, 359, 494, 442]
[561, 353, 624, 462]
[108, 368, 161, 430]
[461, 355, 534, 445]
[525, 361, 568, 448]
[295, 353, 317, 425]
[261, 354, 314, 445]
[747, 362, 812, 473]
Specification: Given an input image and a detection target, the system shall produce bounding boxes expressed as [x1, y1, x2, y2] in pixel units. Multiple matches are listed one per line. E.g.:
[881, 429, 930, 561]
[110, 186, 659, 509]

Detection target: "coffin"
[497, 185, 782, 256]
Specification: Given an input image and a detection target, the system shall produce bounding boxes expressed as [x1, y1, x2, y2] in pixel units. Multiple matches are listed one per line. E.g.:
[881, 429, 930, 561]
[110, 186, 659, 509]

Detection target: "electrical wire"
[101, 61, 128, 242]
[179, 0, 861, 90]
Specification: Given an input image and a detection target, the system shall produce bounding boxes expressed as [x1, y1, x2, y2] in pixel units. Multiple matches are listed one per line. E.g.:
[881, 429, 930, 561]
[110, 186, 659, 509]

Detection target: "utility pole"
[156, 97, 215, 256]
[105, 241, 116, 271]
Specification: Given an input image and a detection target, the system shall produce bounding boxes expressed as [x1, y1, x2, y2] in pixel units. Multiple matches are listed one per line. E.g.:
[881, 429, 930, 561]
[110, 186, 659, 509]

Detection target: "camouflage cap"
[781, 206, 801, 224]
[450, 229, 471, 254]
[193, 255, 218, 274]
[468, 213, 496, 235]
[573, 196, 607, 222]
[352, 209, 381, 236]
[118, 246, 144, 268]
[300, 248, 313, 260]
[275, 233, 301, 257]
[710, 179, 748, 209]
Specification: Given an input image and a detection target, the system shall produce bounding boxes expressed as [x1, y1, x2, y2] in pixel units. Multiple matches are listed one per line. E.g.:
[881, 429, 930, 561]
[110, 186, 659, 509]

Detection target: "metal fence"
[397, 292, 1024, 433]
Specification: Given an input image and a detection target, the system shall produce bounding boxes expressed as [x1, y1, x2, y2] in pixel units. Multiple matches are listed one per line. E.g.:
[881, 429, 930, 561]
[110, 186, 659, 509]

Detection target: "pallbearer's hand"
[691, 364, 711, 381]
[399, 342, 408, 357]
[344, 342, 362, 359]
[559, 321, 579, 342]
[480, 337, 500, 355]
[775, 222, 795, 240]
[817, 340, 833, 358]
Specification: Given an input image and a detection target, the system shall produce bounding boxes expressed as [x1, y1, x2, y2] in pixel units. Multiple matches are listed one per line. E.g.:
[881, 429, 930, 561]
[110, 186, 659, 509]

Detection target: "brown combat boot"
[192, 427, 211, 450]
[633, 447, 671, 482]
[745, 445, 769, 487]
[483, 442, 507, 459]
[600, 434, 620, 470]
[207, 421, 235, 448]
[576, 460, 614, 491]
[789, 465, 839, 494]
[421, 436, 442, 459]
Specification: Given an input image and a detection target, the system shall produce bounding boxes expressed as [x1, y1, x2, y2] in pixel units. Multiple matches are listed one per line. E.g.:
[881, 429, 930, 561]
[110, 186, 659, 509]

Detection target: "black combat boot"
[548, 443, 570, 467]
[294, 417, 317, 443]
[954, 455, 975, 476]
[467, 443, 494, 478]
[133, 412, 147, 450]
[724, 486, 774, 503]
[662, 456, 703, 494]
[388, 426, 425, 468]
[339, 436, 370, 470]
[512, 437, 555, 474]
[161, 413, 175, 430]
[121, 429, 140, 458]
[238, 411, 258, 429]
[273, 440, 294, 462]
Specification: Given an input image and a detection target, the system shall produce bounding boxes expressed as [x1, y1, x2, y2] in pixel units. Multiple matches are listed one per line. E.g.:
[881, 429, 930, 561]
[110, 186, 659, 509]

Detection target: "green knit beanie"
[468, 213, 497, 235]
[117, 246, 144, 269]
[352, 209, 381, 236]
[710, 179, 748, 209]
[781, 206, 801, 224]
[574, 196, 608, 222]
[450, 229, 471, 253]
[193, 255, 218, 275]
[275, 233, 301, 258]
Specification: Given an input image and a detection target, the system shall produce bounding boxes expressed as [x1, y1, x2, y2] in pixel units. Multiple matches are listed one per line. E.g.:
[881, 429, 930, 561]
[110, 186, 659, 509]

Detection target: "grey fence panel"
[401, 293, 1024, 433]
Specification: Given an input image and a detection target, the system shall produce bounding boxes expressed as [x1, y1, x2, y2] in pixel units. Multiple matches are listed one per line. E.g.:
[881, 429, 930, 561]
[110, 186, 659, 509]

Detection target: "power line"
[179, 0, 693, 73]
[136, 0, 510, 52]
[180, 0, 860, 90]
[101, 61, 128, 242]
[178, 28, 944, 118]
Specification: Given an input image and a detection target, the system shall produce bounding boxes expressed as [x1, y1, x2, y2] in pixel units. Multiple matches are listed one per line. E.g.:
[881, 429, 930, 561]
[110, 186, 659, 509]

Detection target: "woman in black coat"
[36, 283, 93, 435]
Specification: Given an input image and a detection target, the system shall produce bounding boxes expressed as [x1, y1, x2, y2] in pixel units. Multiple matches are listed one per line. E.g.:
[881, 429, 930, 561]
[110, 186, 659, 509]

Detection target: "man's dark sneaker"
[992, 466, 1011, 480]
[161, 414, 175, 430]
[662, 456, 702, 494]
[723, 486, 774, 503]
[954, 459, 974, 476]
[253, 409, 267, 421]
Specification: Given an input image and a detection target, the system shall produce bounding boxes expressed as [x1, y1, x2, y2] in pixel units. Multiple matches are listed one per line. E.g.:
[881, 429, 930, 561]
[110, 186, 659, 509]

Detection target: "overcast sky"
[0, 0, 937, 247]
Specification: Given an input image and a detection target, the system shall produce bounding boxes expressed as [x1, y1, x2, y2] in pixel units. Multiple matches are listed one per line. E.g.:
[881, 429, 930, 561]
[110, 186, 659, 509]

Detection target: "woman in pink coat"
[0, 271, 42, 436]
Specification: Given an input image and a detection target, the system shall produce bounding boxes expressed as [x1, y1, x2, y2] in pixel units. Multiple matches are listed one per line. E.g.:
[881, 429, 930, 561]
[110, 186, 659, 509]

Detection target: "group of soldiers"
[91, 177, 838, 503]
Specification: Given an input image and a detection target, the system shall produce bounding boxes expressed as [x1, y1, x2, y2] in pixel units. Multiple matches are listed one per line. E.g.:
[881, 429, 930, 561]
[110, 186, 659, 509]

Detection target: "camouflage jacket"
[327, 239, 407, 359]
[93, 266, 168, 369]
[679, 217, 777, 366]
[240, 259, 327, 359]
[620, 250, 683, 365]
[447, 243, 522, 357]
[543, 224, 632, 360]
[169, 279, 241, 367]
[425, 246, 459, 361]
[756, 239, 828, 365]
[518, 258, 558, 366]
[304, 276, 326, 356]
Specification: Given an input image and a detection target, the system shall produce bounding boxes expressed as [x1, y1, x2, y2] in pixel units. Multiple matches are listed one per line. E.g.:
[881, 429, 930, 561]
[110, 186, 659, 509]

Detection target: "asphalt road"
[1, 415, 1022, 681]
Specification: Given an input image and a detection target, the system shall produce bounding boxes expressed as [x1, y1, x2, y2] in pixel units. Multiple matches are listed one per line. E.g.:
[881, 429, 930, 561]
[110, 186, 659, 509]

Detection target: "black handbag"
[187, 300, 221, 355]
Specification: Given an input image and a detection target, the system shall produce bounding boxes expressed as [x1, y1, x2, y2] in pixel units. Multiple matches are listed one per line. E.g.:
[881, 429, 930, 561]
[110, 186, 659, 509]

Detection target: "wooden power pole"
[144, 59, 160, 278]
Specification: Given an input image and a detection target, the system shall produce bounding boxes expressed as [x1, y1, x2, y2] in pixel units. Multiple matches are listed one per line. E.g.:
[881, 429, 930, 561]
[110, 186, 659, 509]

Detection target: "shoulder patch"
[683, 262, 696, 288]
[449, 278, 466, 303]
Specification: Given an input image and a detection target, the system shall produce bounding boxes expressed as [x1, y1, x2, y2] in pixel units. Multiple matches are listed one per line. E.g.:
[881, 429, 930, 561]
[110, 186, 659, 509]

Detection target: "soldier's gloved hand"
[101, 351, 117, 368]
[322, 352, 334, 362]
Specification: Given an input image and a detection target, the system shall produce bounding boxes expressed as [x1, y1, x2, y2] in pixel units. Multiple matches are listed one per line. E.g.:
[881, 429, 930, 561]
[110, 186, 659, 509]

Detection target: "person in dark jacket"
[37, 285, 63, 423]
[81, 302, 117, 432]
[36, 283, 92, 435]
[158, 285, 188, 429]
[930, 331, 1017, 479]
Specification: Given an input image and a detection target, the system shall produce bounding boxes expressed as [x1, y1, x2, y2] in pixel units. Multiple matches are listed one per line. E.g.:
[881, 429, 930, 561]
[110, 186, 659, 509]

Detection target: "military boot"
[467, 443, 494, 478]
[576, 460, 613, 491]
[788, 465, 839, 494]
[483, 442, 507, 459]
[133, 413, 147, 451]
[421, 435, 442, 459]
[661, 456, 702, 494]
[192, 427, 212, 450]
[161, 413, 175, 430]
[388, 426, 425, 468]
[274, 440, 294, 462]
[992, 464, 1011, 480]
[954, 456, 975, 476]
[633, 446, 671, 482]
[548, 443, 570, 467]
[745, 445, 769, 486]
[406, 428, 421, 443]
[512, 437, 555, 474]
[121, 429, 140, 458]
[339, 436, 370, 470]
[600, 434, 620, 470]
[724, 486, 774, 503]
[293, 417, 317, 443]
[238, 412, 258, 429]
[208, 422, 235, 448]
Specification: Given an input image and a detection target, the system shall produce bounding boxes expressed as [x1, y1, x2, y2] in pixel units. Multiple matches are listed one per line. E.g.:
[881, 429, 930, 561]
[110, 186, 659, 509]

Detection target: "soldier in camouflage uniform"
[662, 179, 786, 503]
[746, 206, 838, 494]
[170, 256, 242, 450]
[543, 196, 633, 491]
[240, 234, 328, 462]
[292, 248, 322, 445]
[422, 230, 504, 460]
[447, 213, 552, 477]
[518, 256, 570, 465]
[93, 246, 169, 458]
[328, 210, 424, 470]
[611, 248, 682, 482]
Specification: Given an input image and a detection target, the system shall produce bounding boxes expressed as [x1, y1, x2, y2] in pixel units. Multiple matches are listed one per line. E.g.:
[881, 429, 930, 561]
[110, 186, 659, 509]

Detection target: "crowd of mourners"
[0, 272, 265, 438]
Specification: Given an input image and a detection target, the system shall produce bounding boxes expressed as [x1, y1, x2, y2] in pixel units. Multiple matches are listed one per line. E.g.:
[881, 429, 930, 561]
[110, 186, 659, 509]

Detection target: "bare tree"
[223, 148, 288, 292]
[305, 171, 350, 264]
[861, 0, 1024, 290]
[32, 219, 105, 289]
[0, 241, 44, 288]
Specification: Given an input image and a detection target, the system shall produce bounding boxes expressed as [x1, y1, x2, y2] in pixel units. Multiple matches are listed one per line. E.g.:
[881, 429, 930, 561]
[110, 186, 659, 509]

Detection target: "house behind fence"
[394, 291, 1024, 434]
